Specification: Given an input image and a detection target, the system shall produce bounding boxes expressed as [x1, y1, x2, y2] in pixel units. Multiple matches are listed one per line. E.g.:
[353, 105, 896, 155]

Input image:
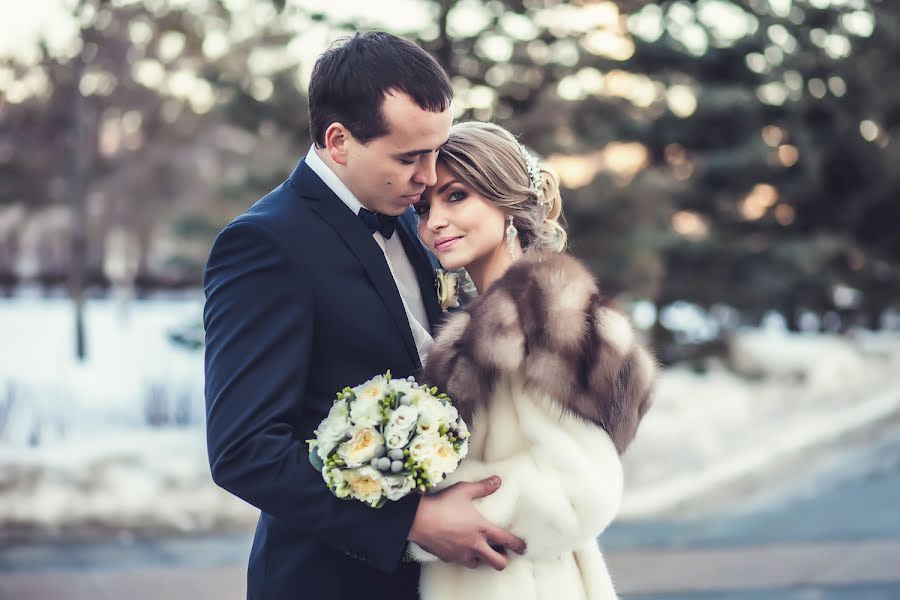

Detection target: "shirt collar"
[304, 145, 365, 216]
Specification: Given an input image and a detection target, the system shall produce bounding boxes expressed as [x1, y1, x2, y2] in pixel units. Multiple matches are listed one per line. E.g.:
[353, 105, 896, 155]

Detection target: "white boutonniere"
[435, 269, 460, 312]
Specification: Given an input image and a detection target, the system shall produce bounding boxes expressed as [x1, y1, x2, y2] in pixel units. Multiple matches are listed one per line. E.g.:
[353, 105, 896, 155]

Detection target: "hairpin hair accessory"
[518, 142, 547, 205]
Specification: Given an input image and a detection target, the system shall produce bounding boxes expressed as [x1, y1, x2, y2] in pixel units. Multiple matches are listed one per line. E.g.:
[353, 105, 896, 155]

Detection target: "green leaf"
[308, 446, 324, 472]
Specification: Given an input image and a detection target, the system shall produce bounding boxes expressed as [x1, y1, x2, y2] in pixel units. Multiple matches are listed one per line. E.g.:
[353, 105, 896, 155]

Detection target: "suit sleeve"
[203, 221, 419, 574]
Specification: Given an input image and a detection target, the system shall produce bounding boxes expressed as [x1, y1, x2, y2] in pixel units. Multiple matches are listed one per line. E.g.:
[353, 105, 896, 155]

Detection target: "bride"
[409, 121, 658, 600]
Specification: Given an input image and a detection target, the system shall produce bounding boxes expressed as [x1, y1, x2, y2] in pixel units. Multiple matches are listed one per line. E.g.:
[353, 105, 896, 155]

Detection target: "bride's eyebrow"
[436, 179, 461, 195]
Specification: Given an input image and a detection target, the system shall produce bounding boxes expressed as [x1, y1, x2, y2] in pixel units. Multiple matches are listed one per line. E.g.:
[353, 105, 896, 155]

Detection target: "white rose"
[409, 434, 460, 483]
[350, 395, 384, 428]
[382, 473, 415, 501]
[336, 426, 384, 468]
[384, 405, 419, 449]
[428, 397, 452, 420]
[384, 426, 414, 450]
[415, 412, 438, 437]
[317, 400, 350, 436]
[324, 466, 351, 498]
[316, 432, 341, 462]
[415, 398, 449, 435]
[389, 379, 416, 396]
[344, 466, 386, 505]
[428, 435, 460, 476]
[404, 387, 430, 406]
[407, 433, 438, 464]
[328, 398, 350, 419]
[316, 401, 352, 460]
[387, 404, 419, 431]
[426, 470, 446, 486]
[353, 376, 389, 403]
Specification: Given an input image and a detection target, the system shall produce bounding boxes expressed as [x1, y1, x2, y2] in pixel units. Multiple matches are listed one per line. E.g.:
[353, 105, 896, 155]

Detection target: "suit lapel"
[292, 160, 420, 365]
[397, 211, 443, 334]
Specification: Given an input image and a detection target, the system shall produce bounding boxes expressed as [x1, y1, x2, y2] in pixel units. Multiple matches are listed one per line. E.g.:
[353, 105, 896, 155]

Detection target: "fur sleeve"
[474, 393, 624, 559]
[408, 390, 624, 562]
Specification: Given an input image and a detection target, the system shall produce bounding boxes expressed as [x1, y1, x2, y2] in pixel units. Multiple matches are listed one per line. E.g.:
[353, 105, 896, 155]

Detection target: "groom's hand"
[407, 476, 527, 571]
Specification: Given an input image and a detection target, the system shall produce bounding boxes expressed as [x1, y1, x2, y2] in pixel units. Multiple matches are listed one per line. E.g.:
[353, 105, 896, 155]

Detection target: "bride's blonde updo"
[437, 121, 567, 253]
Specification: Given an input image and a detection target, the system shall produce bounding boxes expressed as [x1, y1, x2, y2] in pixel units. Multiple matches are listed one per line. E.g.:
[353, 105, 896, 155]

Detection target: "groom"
[204, 32, 525, 600]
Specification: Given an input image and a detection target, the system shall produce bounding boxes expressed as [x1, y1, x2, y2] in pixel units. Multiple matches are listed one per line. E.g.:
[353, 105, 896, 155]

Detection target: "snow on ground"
[0, 296, 258, 537]
[620, 329, 900, 518]
[2, 297, 900, 536]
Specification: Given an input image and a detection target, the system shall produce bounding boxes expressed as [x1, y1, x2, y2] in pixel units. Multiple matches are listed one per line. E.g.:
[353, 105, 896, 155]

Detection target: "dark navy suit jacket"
[203, 158, 444, 599]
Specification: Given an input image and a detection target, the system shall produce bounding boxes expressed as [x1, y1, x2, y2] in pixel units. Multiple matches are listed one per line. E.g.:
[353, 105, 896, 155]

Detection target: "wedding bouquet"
[307, 372, 470, 508]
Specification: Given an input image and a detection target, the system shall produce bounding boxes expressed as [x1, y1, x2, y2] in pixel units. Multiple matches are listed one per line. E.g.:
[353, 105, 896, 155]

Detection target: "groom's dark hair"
[308, 32, 453, 148]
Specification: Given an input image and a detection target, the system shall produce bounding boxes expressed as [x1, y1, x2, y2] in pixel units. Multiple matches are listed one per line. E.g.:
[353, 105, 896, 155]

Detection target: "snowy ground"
[621, 329, 900, 518]
[2, 297, 899, 539]
[0, 295, 253, 539]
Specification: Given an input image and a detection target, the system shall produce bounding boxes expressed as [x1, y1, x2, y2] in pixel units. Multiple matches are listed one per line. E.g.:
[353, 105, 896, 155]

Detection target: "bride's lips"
[434, 236, 462, 252]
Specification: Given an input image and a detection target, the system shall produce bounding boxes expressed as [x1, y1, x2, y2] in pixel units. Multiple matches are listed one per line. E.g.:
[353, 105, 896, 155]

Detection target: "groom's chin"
[384, 201, 416, 216]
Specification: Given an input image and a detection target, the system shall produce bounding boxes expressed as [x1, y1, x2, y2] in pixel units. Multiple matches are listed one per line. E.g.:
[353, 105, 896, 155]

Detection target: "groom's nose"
[412, 154, 439, 187]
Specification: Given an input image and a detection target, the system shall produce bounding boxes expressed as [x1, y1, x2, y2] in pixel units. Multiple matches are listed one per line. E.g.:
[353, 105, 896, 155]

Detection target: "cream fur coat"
[410, 251, 657, 600]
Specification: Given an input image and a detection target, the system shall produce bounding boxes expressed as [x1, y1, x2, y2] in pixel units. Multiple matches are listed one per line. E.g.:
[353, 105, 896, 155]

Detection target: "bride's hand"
[407, 476, 527, 570]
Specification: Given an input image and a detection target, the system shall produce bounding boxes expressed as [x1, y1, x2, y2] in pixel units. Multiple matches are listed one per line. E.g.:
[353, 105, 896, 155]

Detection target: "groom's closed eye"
[396, 148, 439, 165]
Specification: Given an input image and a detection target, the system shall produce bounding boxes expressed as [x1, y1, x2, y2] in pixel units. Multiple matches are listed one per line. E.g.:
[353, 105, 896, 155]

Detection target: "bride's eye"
[413, 202, 430, 216]
[448, 190, 467, 203]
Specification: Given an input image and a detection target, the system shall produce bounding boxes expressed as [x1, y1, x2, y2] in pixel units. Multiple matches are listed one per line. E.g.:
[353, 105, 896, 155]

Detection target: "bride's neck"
[467, 241, 523, 294]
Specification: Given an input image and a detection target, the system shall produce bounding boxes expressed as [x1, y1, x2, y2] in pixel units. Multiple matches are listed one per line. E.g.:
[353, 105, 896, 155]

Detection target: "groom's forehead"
[381, 92, 452, 145]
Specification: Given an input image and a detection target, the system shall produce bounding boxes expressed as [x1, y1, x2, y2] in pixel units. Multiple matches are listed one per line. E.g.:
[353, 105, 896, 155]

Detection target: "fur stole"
[422, 251, 657, 454]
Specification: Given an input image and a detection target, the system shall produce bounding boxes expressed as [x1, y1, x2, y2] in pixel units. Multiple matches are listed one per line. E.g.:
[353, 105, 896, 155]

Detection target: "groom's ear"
[324, 123, 350, 166]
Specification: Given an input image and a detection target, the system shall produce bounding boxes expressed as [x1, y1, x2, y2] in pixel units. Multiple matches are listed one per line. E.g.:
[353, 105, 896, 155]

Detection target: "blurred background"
[2, 0, 899, 598]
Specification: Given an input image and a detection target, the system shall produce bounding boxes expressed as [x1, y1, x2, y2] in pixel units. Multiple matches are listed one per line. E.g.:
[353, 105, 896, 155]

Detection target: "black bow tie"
[358, 208, 398, 239]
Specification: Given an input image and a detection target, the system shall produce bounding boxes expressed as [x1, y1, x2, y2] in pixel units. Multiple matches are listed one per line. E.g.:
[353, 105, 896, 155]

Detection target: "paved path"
[0, 565, 244, 600]
[3, 538, 900, 599]
[611, 538, 900, 595]
[603, 408, 900, 552]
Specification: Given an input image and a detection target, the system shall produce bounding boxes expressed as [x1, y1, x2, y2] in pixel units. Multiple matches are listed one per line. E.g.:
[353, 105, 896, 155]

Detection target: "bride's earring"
[505, 215, 518, 260]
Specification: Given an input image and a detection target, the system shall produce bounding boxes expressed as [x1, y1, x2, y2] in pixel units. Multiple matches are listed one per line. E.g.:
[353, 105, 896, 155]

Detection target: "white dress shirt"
[305, 146, 434, 362]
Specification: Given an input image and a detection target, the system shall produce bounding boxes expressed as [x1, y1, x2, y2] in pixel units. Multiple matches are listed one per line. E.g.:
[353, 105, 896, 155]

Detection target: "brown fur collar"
[422, 251, 657, 454]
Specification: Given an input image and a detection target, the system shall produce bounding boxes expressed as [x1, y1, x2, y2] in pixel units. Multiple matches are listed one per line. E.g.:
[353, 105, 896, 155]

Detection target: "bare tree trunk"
[435, 0, 453, 75]
[69, 35, 90, 361]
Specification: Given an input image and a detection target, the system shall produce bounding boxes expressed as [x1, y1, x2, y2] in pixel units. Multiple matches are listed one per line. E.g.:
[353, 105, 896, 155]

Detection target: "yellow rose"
[344, 466, 385, 504]
[337, 426, 384, 468]
[429, 436, 460, 476]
